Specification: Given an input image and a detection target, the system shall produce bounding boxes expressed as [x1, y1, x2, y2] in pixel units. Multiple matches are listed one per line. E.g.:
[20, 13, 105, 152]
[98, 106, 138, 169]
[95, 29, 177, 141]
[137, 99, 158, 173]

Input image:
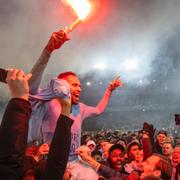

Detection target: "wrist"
[44, 45, 53, 54]
[107, 86, 113, 93]
[86, 157, 100, 171]
[12, 95, 29, 101]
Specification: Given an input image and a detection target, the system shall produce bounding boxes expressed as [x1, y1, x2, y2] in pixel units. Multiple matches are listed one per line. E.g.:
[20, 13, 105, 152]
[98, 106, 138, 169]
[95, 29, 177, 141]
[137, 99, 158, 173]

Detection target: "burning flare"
[65, 0, 91, 20]
[62, 0, 91, 33]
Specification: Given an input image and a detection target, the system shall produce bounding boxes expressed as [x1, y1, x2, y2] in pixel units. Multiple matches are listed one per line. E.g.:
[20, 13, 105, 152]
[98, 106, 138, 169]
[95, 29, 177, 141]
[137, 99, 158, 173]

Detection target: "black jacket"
[0, 98, 73, 180]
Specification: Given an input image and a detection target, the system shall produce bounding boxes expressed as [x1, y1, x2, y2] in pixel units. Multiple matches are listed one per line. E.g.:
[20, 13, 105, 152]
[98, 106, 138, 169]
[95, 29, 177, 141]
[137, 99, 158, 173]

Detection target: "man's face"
[134, 150, 144, 163]
[100, 141, 109, 151]
[140, 155, 159, 179]
[157, 134, 166, 146]
[129, 145, 139, 159]
[102, 143, 112, 159]
[109, 149, 124, 171]
[65, 75, 81, 104]
[162, 143, 173, 157]
[172, 147, 180, 163]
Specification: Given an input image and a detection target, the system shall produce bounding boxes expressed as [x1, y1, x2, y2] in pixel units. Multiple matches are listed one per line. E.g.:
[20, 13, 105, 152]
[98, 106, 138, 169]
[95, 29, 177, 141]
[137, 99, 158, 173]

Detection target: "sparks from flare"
[65, 0, 91, 20]
[62, 0, 91, 33]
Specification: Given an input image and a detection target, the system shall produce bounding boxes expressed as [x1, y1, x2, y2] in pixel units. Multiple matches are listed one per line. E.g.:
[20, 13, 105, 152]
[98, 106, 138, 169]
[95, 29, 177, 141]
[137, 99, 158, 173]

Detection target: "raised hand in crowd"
[45, 30, 70, 54]
[142, 122, 155, 136]
[76, 145, 92, 161]
[0, 69, 32, 179]
[108, 76, 123, 92]
[32, 143, 50, 162]
[6, 69, 32, 100]
[76, 145, 100, 171]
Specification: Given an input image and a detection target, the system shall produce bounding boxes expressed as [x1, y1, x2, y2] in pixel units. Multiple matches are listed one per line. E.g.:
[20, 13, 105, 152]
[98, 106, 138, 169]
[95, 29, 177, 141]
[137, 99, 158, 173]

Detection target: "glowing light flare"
[65, 0, 91, 20]
[122, 59, 138, 72]
[93, 62, 107, 70]
[86, 81, 91, 86]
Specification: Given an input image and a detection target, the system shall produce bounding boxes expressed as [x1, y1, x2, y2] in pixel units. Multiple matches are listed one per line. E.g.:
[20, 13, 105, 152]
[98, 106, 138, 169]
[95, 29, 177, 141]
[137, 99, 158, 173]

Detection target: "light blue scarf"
[27, 78, 70, 143]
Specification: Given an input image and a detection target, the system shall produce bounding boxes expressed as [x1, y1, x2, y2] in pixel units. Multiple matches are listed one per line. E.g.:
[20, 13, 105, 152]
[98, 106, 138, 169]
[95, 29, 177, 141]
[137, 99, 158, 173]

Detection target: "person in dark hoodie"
[0, 69, 73, 180]
[154, 130, 167, 155]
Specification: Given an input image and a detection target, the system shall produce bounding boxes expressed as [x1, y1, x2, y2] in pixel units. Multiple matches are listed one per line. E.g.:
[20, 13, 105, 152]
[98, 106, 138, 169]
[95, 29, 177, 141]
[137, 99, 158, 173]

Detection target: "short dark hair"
[162, 141, 173, 148]
[98, 138, 109, 144]
[127, 141, 140, 152]
[57, 71, 77, 79]
[157, 130, 167, 136]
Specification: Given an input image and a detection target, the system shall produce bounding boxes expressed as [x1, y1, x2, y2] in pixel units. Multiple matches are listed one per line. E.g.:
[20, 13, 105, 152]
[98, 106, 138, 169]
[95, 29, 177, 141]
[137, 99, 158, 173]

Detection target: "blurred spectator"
[116, 138, 127, 149]
[98, 138, 113, 161]
[99, 138, 109, 152]
[102, 143, 113, 161]
[162, 141, 173, 160]
[154, 130, 167, 154]
[107, 144, 125, 172]
[86, 140, 96, 153]
[124, 149, 144, 174]
[140, 154, 172, 180]
[77, 143, 139, 179]
[126, 140, 140, 162]
[171, 145, 180, 180]
[81, 134, 93, 145]
[91, 150, 103, 163]
[65, 145, 99, 180]
[23, 143, 45, 179]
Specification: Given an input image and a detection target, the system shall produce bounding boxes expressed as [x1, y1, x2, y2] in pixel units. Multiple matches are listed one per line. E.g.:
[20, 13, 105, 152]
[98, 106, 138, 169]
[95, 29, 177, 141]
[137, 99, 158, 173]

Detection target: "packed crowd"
[0, 29, 179, 180]
[78, 128, 180, 179]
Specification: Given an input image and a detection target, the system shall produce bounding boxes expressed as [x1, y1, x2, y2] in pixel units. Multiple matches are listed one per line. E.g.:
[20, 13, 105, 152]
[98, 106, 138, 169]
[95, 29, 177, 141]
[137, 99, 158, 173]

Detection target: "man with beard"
[27, 30, 123, 163]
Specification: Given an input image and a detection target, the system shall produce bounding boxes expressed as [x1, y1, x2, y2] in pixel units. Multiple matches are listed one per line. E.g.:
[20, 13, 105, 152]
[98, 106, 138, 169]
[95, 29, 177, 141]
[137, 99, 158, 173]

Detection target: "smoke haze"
[1, 0, 180, 129]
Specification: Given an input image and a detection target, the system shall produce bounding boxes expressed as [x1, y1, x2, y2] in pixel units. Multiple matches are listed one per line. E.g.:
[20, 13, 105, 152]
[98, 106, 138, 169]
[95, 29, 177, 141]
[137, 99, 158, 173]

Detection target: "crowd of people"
[78, 127, 180, 179]
[0, 29, 179, 179]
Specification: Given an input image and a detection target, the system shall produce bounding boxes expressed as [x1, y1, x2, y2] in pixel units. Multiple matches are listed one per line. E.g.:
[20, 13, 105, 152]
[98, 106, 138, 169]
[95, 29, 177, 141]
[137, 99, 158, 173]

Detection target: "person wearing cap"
[77, 143, 140, 179]
[78, 143, 172, 179]
[27, 30, 123, 164]
[106, 144, 126, 172]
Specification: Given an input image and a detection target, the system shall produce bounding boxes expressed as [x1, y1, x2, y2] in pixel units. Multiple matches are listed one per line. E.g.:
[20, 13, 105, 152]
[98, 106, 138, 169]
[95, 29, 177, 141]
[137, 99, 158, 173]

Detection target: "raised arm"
[0, 69, 32, 179]
[29, 30, 70, 94]
[41, 97, 73, 180]
[82, 76, 123, 119]
[77, 146, 123, 179]
[142, 122, 155, 160]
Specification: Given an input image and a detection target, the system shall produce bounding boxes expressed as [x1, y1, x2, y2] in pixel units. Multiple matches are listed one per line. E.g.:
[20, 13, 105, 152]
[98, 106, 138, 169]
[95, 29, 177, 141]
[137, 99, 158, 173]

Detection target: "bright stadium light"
[122, 59, 138, 72]
[86, 81, 91, 86]
[93, 62, 107, 70]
